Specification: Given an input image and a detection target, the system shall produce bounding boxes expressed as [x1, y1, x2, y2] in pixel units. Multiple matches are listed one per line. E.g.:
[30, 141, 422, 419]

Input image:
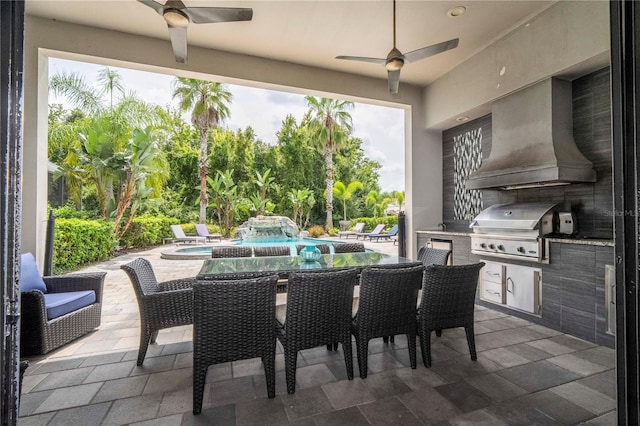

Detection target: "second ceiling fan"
[336, 0, 459, 94]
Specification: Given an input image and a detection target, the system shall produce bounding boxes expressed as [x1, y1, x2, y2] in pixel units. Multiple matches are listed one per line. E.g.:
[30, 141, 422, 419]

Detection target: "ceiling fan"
[336, 0, 459, 94]
[137, 0, 253, 64]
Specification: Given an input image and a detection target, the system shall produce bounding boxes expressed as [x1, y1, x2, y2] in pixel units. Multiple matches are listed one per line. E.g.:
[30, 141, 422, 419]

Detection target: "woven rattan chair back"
[418, 262, 484, 367]
[333, 242, 365, 253]
[121, 258, 194, 366]
[211, 245, 253, 258]
[278, 268, 358, 393]
[254, 245, 291, 257]
[417, 246, 451, 266]
[192, 275, 279, 414]
[353, 263, 425, 378]
[295, 244, 330, 255]
[120, 258, 160, 297]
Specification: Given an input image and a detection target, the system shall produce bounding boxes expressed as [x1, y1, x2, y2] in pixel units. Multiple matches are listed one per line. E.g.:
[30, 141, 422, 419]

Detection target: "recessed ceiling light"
[499, 66, 506, 76]
[447, 6, 466, 18]
[456, 116, 470, 122]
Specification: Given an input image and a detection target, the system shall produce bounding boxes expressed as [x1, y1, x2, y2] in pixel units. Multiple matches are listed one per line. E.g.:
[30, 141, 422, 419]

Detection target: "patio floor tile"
[91, 375, 149, 403]
[358, 396, 421, 425]
[46, 401, 111, 426]
[101, 393, 163, 425]
[33, 382, 102, 414]
[497, 360, 581, 392]
[321, 378, 376, 410]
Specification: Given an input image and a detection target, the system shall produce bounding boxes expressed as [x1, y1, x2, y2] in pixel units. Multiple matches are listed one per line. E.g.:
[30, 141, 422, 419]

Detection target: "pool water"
[175, 238, 345, 256]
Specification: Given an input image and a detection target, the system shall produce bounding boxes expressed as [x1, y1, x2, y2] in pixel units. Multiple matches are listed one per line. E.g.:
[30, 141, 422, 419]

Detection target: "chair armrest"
[158, 279, 195, 291]
[44, 272, 106, 304]
[20, 290, 48, 325]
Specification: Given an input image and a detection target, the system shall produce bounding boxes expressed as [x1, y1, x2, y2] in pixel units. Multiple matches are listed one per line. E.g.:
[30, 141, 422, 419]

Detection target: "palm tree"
[333, 180, 364, 221]
[304, 96, 354, 230]
[395, 191, 405, 211]
[172, 78, 232, 223]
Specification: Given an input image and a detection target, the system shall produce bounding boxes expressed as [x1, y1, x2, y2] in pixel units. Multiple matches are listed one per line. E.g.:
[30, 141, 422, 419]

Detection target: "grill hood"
[466, 78, 596, 190]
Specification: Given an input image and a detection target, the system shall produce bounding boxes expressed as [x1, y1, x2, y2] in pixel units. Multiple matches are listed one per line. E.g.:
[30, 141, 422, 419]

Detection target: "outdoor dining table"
[196, 251, 419, 317]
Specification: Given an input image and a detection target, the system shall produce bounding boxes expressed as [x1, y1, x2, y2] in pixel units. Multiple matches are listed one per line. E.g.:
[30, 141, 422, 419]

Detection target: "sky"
[48, 58, 405, 192]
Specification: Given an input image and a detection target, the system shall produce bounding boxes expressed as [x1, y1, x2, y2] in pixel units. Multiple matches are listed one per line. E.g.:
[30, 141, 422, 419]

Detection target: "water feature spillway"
[234, 215, 299, 241]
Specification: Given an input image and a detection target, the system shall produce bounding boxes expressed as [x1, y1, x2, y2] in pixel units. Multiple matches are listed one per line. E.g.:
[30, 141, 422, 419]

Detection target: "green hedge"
[53, 218, 114, 274]
[348, 216, 398, 232]
[119, 216, 180, 248]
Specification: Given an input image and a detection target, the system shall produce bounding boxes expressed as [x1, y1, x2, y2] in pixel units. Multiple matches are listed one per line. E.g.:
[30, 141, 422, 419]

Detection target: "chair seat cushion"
[20, 253, 47, 293]
[43, 290, 96, 320]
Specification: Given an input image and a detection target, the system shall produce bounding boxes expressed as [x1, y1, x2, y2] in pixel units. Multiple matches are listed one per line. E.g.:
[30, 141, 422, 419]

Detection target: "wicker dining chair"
[120, 258, 195, 365]
[277, 268, 359, 394]
[352, 263, 425, 378]
[295, 244, 330, 255]
[254, 245, 291, 257]
[192, 275, 279, 414]
[211, 245, 253, 258]
[418, 262, 484, 367]
[417, 246, 451, 267]
[333, 242, 365, 254]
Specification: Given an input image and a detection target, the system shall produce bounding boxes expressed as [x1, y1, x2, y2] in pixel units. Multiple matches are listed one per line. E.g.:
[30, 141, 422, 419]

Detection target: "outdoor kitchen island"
[417, 228, 615, 349]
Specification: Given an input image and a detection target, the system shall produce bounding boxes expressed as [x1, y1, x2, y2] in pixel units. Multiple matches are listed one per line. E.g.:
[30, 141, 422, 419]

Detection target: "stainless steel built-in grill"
[470, 201, 570, 263]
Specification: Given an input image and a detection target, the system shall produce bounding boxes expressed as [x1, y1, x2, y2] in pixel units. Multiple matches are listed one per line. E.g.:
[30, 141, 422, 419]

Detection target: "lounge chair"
[195, 224, 222, 242]
[355, 224, 385, 240]
[338, 222, 365, 239]
[366, 224, 399, 242]
[163, 224, 206, 245]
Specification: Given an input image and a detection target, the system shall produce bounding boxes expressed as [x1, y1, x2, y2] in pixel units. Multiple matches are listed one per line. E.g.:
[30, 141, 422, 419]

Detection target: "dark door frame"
[611, 1, 640, 422]
[0, 0, 25, 424]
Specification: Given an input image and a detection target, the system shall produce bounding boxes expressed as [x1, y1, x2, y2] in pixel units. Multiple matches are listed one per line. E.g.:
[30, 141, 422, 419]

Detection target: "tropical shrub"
[53, 218, 114, 274]
[307, 225, 325, 238]
[328, 228, 340, 236]
[119, 216, 180, 248]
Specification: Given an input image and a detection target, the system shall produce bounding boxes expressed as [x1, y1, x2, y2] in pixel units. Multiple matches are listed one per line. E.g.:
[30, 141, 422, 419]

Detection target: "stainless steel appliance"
[470, 201, 570, 263]
[558, 211, 577, 235]
[479, 260, 542, 315]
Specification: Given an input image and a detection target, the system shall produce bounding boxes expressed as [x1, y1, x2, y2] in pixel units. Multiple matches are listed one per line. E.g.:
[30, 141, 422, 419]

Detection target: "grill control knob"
[488, 244, 496, 250]
[517, 247, 526, 253]
[497, 245, 505, 251]
[480, 243, 487, 249]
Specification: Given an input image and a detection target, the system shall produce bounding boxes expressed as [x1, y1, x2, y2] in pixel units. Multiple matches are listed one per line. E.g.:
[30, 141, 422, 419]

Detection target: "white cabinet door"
[505, 264, 541, 314]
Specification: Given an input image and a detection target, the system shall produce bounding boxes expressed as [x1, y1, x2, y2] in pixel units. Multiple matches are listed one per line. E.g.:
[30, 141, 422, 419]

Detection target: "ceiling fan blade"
[167, 24, 188, 64]
[335, 56, 386, 65]
[136, 0, 165, 15]
[404, 38, 459, 63]
[184, 7, 253, 24]
[387, 70, 401, 94]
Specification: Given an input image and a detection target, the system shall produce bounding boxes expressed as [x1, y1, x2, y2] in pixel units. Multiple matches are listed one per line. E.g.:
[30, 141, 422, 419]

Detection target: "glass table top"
[197, 252, 417, 279]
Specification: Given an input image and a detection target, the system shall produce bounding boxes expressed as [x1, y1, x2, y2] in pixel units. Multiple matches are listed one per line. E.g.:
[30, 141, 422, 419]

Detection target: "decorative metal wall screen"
[453, 128, 483, 220]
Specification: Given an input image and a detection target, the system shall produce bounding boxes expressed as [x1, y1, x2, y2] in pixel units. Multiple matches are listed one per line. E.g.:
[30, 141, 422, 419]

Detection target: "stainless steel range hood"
[466, 78, 596, 190]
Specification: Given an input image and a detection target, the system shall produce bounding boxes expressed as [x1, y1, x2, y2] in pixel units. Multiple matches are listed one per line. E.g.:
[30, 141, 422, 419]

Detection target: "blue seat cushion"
[43, 291, 96, 320]
[20, 253, 47, 293]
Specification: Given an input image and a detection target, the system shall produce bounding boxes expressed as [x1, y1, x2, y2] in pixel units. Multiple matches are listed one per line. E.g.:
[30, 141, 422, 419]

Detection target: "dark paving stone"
[19, 390, 55, 417]
[321, 378, 375, 410]
[311, 406, 370, 425]
[323, 358, 353, 381]
[207, 376, 257, 408]
[15, 412, 55, 426]
[430, 354, 502, 382]
[448, 408, 510, 425]
[31, 366, 94, 392]
[360, 370, 412, 399]
[92, 375, 149, 403]
[102, 393, 163, 425]
[392, 365, 446, 390]
[235, 397, 288, 426]
[577, 370, 617, 399]
[279, 386, 333, 420]
[572, 346, 616, 369]
[359, 396, 422, 425]
[507, 342, 554, 362]
[294, 364, 337, 391]
[25, 358, 85, 375]
[517, 390, 595, 424]
[47, 402, 111, 426]
[497, 360, 581, 392]
[435, 380, 493, 413]
[465, 373, 528, 403]
[399, 386, 462, 423]
[181, 403, 235, 426]
[79, 352, 126, 367]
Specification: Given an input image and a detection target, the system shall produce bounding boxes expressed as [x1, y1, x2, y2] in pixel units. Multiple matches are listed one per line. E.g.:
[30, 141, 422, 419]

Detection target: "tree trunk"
[324, 152, 334, 230]
[198, 129, 209, 223]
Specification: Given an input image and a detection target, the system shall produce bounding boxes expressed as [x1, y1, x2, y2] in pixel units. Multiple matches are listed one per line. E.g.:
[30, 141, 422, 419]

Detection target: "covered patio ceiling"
[26, 0, 555, 89]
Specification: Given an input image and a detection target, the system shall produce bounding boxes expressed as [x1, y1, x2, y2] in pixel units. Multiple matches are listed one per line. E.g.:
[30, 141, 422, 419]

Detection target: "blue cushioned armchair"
[20, 253, 106, 356]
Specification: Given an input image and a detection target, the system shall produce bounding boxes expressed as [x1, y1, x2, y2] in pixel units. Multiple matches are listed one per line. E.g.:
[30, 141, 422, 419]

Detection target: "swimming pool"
[162, 238, 356, 260]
